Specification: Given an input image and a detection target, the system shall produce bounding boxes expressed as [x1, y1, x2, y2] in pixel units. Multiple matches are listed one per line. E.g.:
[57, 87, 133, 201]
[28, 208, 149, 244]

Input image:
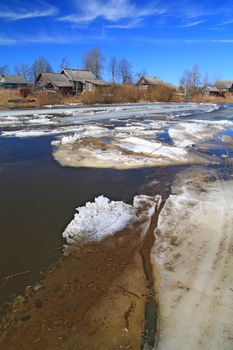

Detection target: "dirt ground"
[0, 225, 148, 350]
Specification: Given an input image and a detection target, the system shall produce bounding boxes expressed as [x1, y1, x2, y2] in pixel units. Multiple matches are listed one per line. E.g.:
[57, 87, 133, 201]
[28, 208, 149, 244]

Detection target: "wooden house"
[0, 75, 29, 89]
[35, 69, 110, 94]
[61, 69, 109, 93]
[215, 80, 233, 93]
[202, 85, 220, 97]
[35, 73, 74, 94]
[136, 76, 162, 90]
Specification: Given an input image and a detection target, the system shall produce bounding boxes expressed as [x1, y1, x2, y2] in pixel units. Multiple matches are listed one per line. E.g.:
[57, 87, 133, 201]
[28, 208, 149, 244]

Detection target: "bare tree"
[0, 65, 9, 75]
[180, 69, 192, 95]
[117, 58, 132, 84]
[213, 73, 223, 86]
[109, 56, 117, 84]
[180, 64, 201, 95]
[191, 64, 201, 89]
[83, 47, 105, 79]
[14, 63, 33, 82]
[32, 57, 53, 81]
[135, 69, 147, 81]
[60, 57, 69, 71]
[202, 72, 210, 87]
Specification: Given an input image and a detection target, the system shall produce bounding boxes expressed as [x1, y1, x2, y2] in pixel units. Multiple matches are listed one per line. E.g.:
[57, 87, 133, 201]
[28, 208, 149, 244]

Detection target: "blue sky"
[0, 0, 233, 84]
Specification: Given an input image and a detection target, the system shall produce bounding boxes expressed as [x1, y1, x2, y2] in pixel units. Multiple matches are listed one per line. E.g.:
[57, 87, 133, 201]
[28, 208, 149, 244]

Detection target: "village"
[1, 66, 233, 108]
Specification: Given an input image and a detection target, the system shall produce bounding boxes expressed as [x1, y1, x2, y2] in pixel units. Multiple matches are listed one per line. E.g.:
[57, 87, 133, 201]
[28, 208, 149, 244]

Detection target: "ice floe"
[152, 169, 233, 350]
[53, 134, 208, 169]
[168, 121, 233, 148]
[63, 194, 161, 243]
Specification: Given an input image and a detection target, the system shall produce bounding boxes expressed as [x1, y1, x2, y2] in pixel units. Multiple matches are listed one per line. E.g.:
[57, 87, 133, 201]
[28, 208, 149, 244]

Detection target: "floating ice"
[53, 134, 207, 169]
[118, 136, 188, 159]
[168, 121, 229, 148]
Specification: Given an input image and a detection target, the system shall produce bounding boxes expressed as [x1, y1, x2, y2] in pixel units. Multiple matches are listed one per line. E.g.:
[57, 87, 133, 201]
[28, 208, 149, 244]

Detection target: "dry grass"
[0, 89, 21, 108]
[36, 91, 63, 107]
[191, 94, 233, 104]
[81, 84, 174, 104]
[1, 86, 232, 110]
[0, 89, 70, 109]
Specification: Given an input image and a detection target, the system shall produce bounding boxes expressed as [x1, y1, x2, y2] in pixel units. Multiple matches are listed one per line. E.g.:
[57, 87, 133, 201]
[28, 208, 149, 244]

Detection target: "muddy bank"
[0, 228, 145, 349]
[0, 191, 164, 350]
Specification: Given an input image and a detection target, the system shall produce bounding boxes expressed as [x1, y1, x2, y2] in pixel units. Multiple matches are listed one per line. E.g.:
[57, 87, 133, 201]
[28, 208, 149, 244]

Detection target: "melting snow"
[168, 121, 232, 148]
[152, 170, 233, 350]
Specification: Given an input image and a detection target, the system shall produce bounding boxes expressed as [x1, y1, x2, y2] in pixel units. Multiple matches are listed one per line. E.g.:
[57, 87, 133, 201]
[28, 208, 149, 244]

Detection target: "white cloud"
[0, 2, 58, 21]
[59, 0, 166, 25]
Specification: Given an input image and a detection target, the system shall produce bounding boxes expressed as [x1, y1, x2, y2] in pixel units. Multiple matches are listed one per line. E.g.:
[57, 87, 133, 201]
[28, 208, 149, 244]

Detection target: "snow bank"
[152, 170, 233, 350]
[63, 194, 161, 243]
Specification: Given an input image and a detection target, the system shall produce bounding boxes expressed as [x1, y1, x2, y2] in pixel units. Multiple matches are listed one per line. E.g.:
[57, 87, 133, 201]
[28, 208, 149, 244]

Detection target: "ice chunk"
[63, 196, 136, 243]
[63, 194, 161, 243]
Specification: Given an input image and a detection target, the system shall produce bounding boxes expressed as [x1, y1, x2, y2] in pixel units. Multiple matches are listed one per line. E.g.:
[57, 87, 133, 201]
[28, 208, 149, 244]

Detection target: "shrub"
[36, 91, 63, 107]
[0, 89, 20, 108]
[81, 84, 174, 105]
[147, 84, 174, 102]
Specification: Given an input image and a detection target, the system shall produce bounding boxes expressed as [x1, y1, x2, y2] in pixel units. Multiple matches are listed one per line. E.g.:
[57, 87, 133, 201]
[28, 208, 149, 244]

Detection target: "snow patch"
[153, 171, 233, 350]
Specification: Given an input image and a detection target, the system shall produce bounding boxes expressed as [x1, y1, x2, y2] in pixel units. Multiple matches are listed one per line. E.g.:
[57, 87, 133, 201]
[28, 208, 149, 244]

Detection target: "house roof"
[62, 69, 96, 82]
[1, 75, 28, 84]
[137, 76, 162, 85]
[202, 85, 219, 92]
[86, 79, 110, 86]
[39, 73, 74, 88]
[216, 80, 233, 89]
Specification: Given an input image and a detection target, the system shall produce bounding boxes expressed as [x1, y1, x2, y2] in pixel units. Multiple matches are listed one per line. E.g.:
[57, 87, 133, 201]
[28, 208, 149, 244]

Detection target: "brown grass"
[35, 91, 63, 107]
[1, 86, 233, 110]
[81, 84, 174, 104]
[0, 89, 21, 108]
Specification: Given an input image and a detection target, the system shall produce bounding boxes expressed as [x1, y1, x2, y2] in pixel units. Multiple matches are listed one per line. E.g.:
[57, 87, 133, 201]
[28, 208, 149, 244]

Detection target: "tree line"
[0, 48, 221, 90]
[0, 47, 144, 85]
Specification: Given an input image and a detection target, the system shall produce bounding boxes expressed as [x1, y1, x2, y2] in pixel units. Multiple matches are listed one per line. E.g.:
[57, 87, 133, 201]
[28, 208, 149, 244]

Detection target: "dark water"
[0, 136, 169, 304]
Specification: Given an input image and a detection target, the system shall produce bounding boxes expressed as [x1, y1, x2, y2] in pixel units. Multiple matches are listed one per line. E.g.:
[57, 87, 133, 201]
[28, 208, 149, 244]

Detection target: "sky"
[0, 0, 233, 85]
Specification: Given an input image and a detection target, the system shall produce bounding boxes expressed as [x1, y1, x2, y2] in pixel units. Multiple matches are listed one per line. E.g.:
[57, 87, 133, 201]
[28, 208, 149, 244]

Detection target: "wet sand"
[0, 211, 160, 350]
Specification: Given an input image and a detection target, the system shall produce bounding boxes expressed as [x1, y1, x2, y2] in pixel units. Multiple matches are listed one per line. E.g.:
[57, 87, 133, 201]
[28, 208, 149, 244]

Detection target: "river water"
[0, 102, 233, 309]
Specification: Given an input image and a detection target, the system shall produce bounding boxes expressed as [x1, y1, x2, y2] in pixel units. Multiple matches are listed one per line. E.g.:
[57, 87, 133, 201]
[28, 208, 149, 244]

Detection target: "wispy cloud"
[134, 37, 233, 46]
[106, 18, 143, 29]
[219, 18, 233, 26]
[178, 19, 206, 28]
[0, 2, 58, 21]
[0, 31, 109, 46]
[59, 0, 166, 26]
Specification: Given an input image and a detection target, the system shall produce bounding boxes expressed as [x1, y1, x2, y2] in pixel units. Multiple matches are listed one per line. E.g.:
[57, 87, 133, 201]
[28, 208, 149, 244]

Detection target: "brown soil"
[0, 225, 148, 350]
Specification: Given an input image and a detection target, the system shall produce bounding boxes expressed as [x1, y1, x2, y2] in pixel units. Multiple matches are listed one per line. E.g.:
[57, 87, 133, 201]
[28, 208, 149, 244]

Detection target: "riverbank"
[1, 86, 232, 110]
[0, 195, 163, 350]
